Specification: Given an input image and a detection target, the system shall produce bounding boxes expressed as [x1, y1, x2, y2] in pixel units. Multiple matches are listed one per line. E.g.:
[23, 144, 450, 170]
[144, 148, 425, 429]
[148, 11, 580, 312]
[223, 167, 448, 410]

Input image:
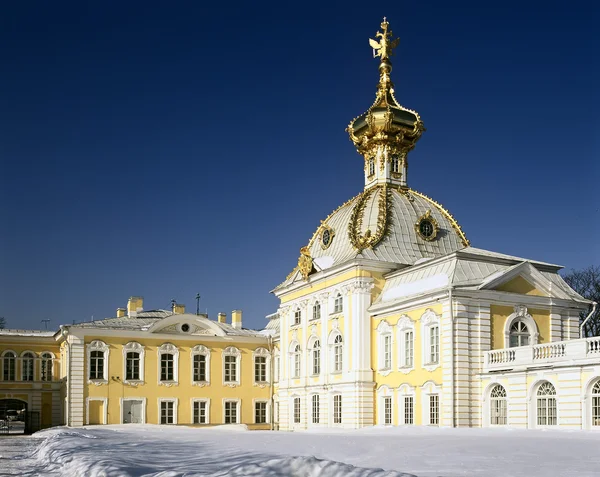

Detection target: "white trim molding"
[376, 320, 393, 376]
[191, 345, 210, 386]
[158, 398, 178, 425]
[504, 305, 539, 348]
[222, 346, 241, 387]
[421, 381, 441, 426]
[397, 384, 416, 425]
[85, 397, 108, 425]
[119, 397, 147, 424]
[223, 398, 241, 424]
[122, 341, 145, 385]
[376, 384, 394, 425]
[253, 347, 270, 387]
[87, 340, 109, 384]
[157, 343, 179, 386]
[252, 398, 271, 424]
[420, 309, 441, 372]
[397, 315, 415, 374]
[191, 398, 211, 424]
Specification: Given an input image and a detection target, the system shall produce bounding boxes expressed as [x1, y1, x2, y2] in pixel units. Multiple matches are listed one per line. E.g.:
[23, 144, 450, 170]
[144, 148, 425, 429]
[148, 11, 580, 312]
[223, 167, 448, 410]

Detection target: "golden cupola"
[347, 18, 424, 189]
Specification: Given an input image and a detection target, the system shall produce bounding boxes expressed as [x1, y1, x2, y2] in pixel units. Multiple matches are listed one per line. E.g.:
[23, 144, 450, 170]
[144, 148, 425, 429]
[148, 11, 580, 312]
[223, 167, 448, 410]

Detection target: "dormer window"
[334, 294, 343, 314]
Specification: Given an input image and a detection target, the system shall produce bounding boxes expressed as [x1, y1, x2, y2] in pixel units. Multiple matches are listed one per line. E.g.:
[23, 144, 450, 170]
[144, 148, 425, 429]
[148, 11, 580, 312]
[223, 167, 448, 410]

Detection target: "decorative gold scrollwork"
[348, 185, 391, 251]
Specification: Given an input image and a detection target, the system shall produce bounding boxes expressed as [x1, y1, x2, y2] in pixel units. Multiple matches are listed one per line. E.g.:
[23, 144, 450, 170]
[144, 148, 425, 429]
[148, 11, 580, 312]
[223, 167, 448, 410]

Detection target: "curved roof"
[277, 185, 469, 288]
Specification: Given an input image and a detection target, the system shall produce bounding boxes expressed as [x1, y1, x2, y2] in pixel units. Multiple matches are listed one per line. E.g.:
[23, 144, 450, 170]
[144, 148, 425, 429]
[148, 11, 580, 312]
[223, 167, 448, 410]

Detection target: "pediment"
[148, 313, 226, 337]
[479, 261, 569, 299]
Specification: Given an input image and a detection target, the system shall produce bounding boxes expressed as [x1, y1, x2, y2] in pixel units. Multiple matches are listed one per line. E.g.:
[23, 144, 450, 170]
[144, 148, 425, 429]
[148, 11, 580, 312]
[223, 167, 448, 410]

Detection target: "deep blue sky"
[0, 1, 598, 331]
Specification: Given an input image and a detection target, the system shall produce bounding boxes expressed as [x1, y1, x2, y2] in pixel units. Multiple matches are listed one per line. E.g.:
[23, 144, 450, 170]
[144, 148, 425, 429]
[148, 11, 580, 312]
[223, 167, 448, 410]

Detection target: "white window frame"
[123, 342, 145, 384]
[333, 293, 343, 314]
[292, 396, 301, 424]
[290, 342, 301, 379]
[332, 393, 342, 425]
[312, 301, 321, 321]
[308, 336, 321, 376]
[20, 351, 36, 381]
[489, 383, 507, 426]
[504, 305, 539, 348]
[191, 345, 210, 386]
[158, 398, 178, 425]
[191, 398, 210, 424]
[421, 381, 441, 426]
[85, 397, 108, 425]
[293, 308, 301, 326]
[421, 309, 441, 372]
[157, 343, 179, 386]
[40, 351, 55, 382]
[311, 394, 320, 425]
[223, 346, 241, 386]
[534, 381, 558, 427]
[392, 155, 400, 173]
[589, 379, 600, 428]
[397, 316, 415, 373]
[398, 384, 415, 425]
[377, 385, 394, 425]
[329, 332, 343, 374]
[253, 347, 270, 386]
[253, 399, 270, 424]
[87, 340, 109, 384]
[1, 350, 17, 381]
[376, 320, 393, 375]
[119, 397, 147, 424]
[223, 399, 240, 424]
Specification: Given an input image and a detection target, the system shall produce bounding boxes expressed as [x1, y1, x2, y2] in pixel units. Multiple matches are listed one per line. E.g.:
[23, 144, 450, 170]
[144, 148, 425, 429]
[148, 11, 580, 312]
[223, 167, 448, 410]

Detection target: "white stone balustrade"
[484, 337, 600, 372]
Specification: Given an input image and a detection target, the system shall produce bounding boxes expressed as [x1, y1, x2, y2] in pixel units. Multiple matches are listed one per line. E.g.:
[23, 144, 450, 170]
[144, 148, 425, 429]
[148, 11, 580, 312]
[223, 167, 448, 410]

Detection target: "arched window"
[490, 384, 507, 425]
[123, 342, 145, 382]
[333, 335, 343, 373]
[591, 380, 600, 427]
[311, 340, 321, 376]
[292, 344, 301, 378]
[334, 294, 343, 314]
[536, 382, 557, 426]
[21, 352, 35, 381]
[509, 320, 530, 347]
[2, 351, 16, 381]
[312, 302, 321, 321]
[40, 352, 54, 382]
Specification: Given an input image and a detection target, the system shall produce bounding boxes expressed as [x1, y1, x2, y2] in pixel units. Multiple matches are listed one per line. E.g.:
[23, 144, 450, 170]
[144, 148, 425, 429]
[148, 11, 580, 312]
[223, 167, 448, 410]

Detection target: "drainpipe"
[579, 302, 598, 338]
[448, 285, 456, 428]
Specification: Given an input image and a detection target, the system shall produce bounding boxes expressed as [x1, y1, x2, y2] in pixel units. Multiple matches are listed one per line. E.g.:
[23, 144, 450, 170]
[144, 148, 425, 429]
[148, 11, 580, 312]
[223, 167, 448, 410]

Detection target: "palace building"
[0, 19, 598, 432]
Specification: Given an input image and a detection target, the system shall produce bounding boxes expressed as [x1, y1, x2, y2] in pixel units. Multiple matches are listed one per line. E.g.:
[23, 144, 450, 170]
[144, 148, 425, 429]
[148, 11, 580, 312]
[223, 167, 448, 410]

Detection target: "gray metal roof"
[0, 329, 56, 337]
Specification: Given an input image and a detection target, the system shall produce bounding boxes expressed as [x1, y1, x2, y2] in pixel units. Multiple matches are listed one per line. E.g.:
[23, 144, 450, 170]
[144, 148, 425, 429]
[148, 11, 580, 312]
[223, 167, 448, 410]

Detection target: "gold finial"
[369, 17, 400, 62]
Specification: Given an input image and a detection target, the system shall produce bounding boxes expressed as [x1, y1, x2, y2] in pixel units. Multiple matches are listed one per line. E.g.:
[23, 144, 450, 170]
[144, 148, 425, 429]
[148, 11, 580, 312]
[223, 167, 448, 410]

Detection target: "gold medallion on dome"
[415, 210, 439, 241]
[320, 224, 335, 250]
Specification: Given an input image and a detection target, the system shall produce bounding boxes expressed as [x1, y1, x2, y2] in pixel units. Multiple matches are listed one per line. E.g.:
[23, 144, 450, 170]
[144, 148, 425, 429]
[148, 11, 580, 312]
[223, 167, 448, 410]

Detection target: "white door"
[123, 400, 143, 424]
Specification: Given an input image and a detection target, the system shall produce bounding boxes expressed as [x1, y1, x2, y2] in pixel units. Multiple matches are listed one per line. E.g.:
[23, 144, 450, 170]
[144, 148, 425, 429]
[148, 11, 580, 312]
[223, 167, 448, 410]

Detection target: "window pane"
[429, 395, 439, 425]
[404, 396, 414, 425]
[312, 395, 320, 424]
[333, 395, 342, 424]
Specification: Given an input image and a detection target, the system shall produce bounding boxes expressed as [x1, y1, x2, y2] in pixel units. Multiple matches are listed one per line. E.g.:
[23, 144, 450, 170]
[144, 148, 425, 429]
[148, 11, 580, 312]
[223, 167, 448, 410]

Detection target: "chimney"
[116, 308, 126, 318]
[127, 296, 144, 317]
[232, 310, 242, 329]
[173, 303, 185, 314]
[217, 312, 226, 324]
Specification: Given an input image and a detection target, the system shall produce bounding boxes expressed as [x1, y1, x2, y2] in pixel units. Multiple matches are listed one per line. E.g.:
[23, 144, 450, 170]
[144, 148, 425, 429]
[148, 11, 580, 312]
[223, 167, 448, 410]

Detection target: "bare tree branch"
[562, 266, 600, 337]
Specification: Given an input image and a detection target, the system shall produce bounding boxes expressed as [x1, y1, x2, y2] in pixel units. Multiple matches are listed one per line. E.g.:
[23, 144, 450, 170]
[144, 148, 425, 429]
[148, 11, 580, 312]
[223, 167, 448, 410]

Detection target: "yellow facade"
[490, 304, 550, 349]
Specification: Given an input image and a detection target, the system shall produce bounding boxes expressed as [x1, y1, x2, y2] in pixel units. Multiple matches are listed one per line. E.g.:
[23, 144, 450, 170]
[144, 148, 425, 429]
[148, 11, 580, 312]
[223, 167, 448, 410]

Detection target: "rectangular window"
[334, 343, 342, 373]
[429, 394, 439, 425]
[160, 401, 174, 425]
[293, 397, 301, 424]
[224, 401, 238, 424]
[90, 351, 104, 380]
[40, 357, 53, 382]
[384, 396, 392, 425]
[404, 396, 414, 425]
[537, 397, 557, 426]
[293, 353, 300, 378]
[383, 335, 391, 369]
[254, 356, 267, 383]
[429, 326, 439, 364]
[312, 348, 321, 375]
[333, 394, 342, 424]
[404, 331, 414, 367]
[334, 295, 343, 313]
[294, 310, 301, 325]
[160, 354, 174, 381]
[193, 401, 207, 424]
[255, 401, 267, 424]
[193, 354, 206, 382]
[126, 352, 140, 381]
[312, 395, 320, 424]
[23, 357, 34, 381]
[224, 355, 237, 383]
[3, 356, 15, 381]
[313, 304, 321, 321]
[592, 395, 600, 426]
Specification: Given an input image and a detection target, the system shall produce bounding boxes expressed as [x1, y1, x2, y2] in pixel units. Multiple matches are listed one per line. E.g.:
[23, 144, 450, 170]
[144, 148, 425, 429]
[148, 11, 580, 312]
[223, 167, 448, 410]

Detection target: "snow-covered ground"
[1, 425, 599, 477]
